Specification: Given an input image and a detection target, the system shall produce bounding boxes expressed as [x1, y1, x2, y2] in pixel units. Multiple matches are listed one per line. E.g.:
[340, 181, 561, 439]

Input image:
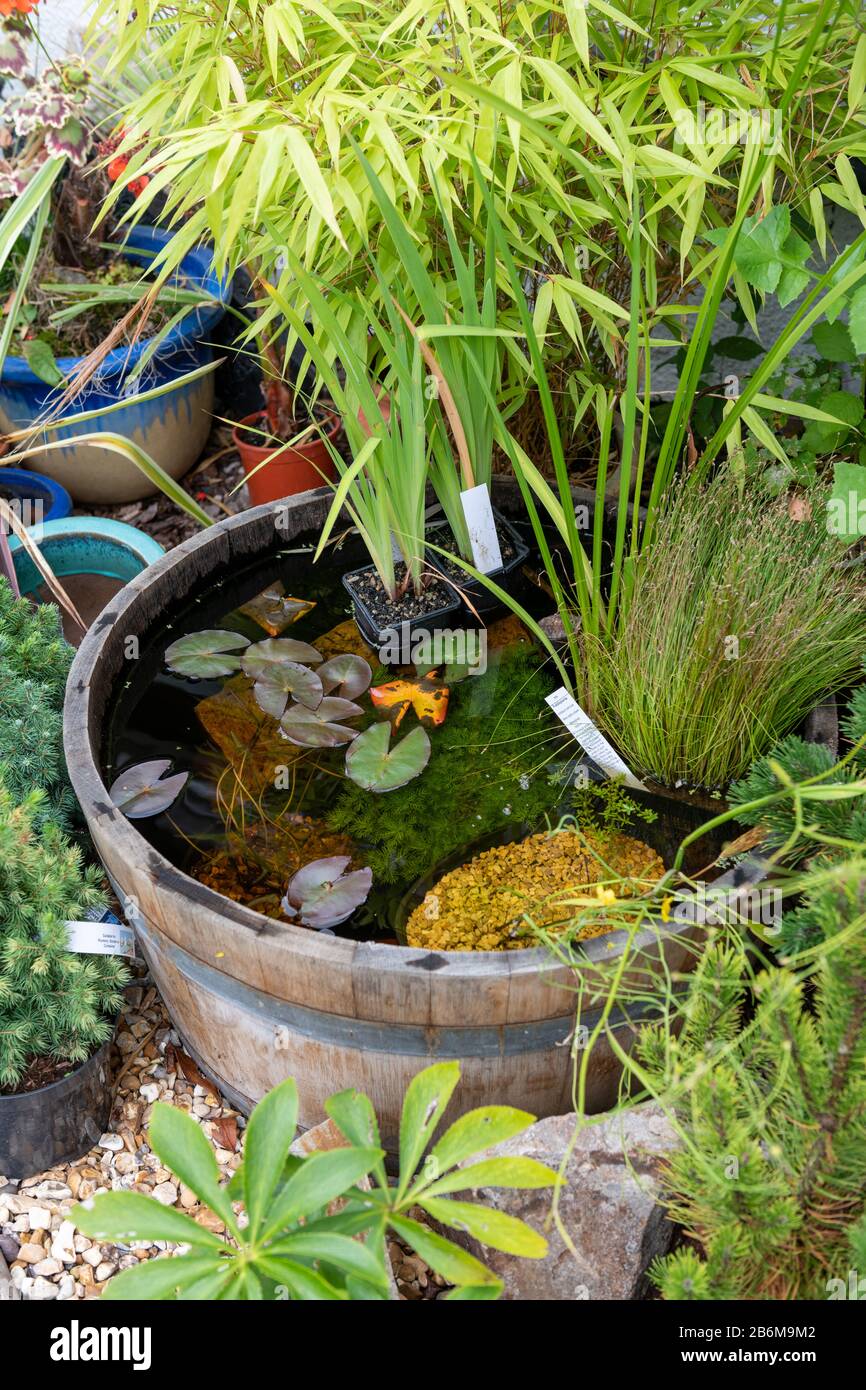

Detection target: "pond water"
[105, 523, 730, 945]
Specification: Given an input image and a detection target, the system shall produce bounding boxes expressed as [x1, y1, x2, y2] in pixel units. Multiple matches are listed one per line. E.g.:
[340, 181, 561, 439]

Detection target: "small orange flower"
[0, 0, 40, 15]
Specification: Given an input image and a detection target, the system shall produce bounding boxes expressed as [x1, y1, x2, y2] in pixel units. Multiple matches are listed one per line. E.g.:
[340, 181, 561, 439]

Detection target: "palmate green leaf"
[828, 461, 866, 542]
[243, 1077, 299, 1241]
[388, 1214, 500, 1290]
[73, 1191, 225, 1249]
[325, 1087, 387, 1187]
[261, 1147, 384, 1241]
[418, 1196, 549, 1258]
[810, 320, 857, 362]
[396, 1061, 460, 1201]
[421, 1156, 560, 1197]
[444, 1281, 503, 1300]
[266, 1232, 390, 1291]
[100, 1253, 231, 1301]
[149, 1102, 239, 1234]
[254, 1256, 348, 1300]
[423, 1105, 538, 1177]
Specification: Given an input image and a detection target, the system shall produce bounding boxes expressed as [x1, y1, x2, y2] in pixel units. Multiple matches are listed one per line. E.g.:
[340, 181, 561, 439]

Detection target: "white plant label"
[65, 920, 136, 958]
[460, 484, 503, 574]
[545, 687, 647, 791]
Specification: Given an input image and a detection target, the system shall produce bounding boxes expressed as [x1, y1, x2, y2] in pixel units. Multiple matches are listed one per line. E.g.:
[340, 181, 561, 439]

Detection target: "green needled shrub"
[728, 668, 866, 954]
[0, 579, 76, 826]
[328, 644, 564, 886]
[584, 469, 866, 790]
[639, 860, 866, 1301]
[0, 779, 128, 1089]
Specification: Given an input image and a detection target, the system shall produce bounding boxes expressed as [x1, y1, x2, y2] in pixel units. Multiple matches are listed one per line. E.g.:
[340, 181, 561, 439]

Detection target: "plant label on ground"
[545, 687, 647, 791]
[64, 920, 136, 958]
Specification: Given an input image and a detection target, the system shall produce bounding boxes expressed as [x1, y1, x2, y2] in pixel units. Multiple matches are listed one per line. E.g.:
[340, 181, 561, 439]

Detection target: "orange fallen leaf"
[370, 675, 449, 728]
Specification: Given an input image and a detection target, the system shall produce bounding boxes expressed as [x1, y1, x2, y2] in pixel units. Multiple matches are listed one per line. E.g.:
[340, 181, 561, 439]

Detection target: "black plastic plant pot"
[0, 1037, 114, 1179]
[426, 511, 530, 618]
[342, 563, 463, 651]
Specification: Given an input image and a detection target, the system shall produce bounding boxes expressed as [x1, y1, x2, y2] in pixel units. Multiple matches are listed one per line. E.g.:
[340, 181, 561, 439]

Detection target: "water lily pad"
[239, 584, 316, 635]
[318, 653, 373, 700]
[279, 702, 361, 747]
[345, 722, 431, 793]
[164, 629, 250, 679]
[241, 637, 323, 682]
[250, 661, 324, 718]
[109, 760, 189, 819]
[281, 855, 373, 929]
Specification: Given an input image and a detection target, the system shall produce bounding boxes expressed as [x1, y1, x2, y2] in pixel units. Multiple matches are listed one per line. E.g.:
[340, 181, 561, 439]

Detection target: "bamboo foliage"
[89, 1, 866, 398]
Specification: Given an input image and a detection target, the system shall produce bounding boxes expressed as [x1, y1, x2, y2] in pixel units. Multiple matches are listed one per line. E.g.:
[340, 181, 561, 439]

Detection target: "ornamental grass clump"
[584, 469, 866, 790]
[0, 780, 128, 1090]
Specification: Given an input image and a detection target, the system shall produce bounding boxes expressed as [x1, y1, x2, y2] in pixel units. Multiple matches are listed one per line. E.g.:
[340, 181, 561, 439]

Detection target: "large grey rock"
[447, 1104, 680, 1301]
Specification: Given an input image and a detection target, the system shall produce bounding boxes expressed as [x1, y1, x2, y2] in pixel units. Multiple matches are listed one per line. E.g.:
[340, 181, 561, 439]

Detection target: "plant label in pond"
[460, 483, 503, 574]
[64, 920, 136, 958]
[545, 687, 646, 791]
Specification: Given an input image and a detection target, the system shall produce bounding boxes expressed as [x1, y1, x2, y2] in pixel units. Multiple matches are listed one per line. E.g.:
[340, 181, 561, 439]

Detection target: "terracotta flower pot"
[233, 410, 341, 507]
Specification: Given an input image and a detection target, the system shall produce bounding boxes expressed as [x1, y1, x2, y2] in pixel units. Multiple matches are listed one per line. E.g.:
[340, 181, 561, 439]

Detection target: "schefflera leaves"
[345, 722, 431, 793]
[164, 630, 250, 678]
[282, 855, 373, 930]
[280, 697, 364, 747]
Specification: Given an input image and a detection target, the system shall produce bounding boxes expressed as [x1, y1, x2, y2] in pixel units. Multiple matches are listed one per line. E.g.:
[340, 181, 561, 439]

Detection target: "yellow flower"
[661, 895, 672, 923]
[595, 884, 617, 905]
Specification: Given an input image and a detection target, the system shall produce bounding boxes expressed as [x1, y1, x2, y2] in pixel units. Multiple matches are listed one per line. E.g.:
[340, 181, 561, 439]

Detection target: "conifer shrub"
[0, 779, 128, 1089]
[639, 869, 866, 1300]
[0, 580, 76, 825]
[729, 666, 866, 954]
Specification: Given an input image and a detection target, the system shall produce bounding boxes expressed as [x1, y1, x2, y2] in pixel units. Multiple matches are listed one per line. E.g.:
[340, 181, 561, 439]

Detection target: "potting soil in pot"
[405, 827, 666, 951]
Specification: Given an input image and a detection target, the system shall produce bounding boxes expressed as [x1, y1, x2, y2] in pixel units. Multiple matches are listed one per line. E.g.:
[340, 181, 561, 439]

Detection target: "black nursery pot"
[342, 564, 463, 650]
[426, 511, 530, 618]
[0, 1037, 114, 1179]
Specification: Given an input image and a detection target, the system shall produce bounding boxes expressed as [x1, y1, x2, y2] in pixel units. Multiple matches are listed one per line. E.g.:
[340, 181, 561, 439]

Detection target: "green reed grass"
[584, 469, 866, 789]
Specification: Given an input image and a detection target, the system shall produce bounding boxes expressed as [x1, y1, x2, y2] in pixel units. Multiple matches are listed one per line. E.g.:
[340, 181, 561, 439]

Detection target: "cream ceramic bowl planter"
[63, 487, 764, 1148]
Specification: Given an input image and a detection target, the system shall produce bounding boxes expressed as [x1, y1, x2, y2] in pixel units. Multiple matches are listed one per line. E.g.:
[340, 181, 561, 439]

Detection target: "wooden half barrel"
[63, 488, 753, 1148]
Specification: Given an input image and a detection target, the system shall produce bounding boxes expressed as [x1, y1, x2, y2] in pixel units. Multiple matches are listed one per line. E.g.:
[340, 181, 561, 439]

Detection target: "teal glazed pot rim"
[9, 516, 165, 595]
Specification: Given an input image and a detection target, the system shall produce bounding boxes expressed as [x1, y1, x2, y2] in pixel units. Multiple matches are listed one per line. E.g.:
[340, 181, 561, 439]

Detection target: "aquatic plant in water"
[344, 723, 431, 793]
[281, 856, 373, 930]
[108, 760, 189, 819]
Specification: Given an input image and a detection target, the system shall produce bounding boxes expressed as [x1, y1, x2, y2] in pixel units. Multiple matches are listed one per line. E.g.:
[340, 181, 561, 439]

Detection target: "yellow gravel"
[406, 827, 665, 951]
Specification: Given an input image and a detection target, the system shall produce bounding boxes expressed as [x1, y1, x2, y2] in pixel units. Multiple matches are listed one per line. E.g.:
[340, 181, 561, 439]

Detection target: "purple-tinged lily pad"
[345, 722, 430, 793]
[241, 637, 323, 681]
[318, 653, 373, 700]
[281, 856, 373, 930]
[109, 760, 189, 819]
[164, 629, 250, 679]
[279, 702, 361, 747]
[251, 662, 324, 719]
